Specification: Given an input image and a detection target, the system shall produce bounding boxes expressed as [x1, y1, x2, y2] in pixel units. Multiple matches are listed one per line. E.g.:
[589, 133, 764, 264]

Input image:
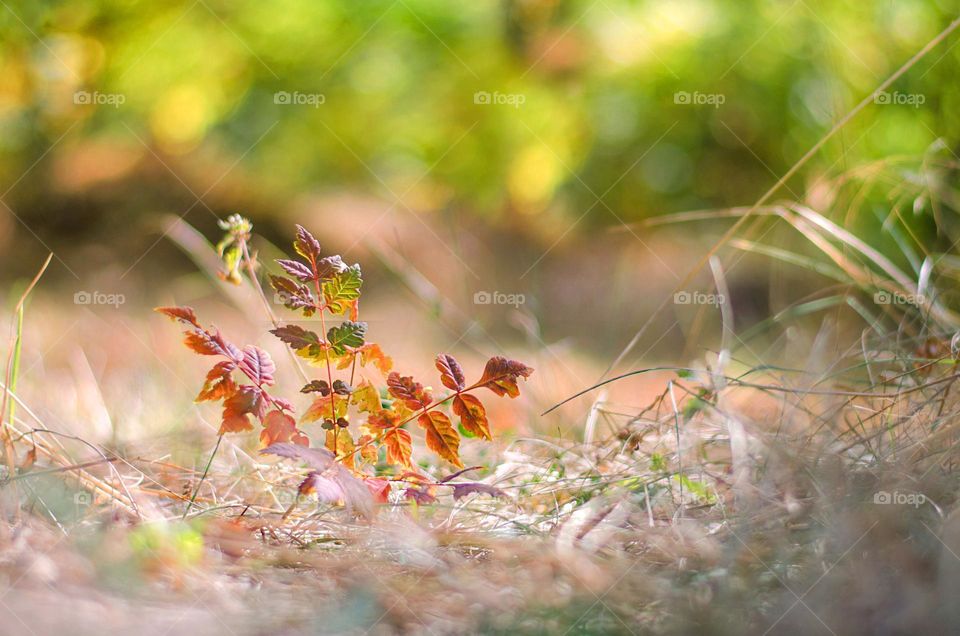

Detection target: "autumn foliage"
[156, 215, 532, 511]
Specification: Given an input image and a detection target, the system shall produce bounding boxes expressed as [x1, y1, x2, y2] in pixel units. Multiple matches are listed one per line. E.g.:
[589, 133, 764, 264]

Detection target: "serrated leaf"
[417, 411, 462, 468]
[269, 275, 316, 316]
[435, 354, 466, 391]
[155, 306, 200, 328]
[322, 264, 362, 315]
[368, 410, 412, 467]
[478, 356, 534, 398]
[220, 386, 264, 434]
[357, 434, 379, 464]
[453, 394, 490, 440]
[260, 411, 308, 447]
[238, 345, 276, 386]
[351, 382, 381, 413]
[387, 372, 431, 409]
[324, 428, 356, 471]
[277, 258, 315, 282]
[270, 325, 324, 357]
[316, 255, 347, 280]
[301, 379, 330, 395]
[383, 427, 412, 467]
[358, 343, 392, 373]
[302, 394, 348, 422]
[196, 361, 236, 402]
[184, 331, 220, 356]
[293, 224, 322, 261]
[326, 321, 366, 355]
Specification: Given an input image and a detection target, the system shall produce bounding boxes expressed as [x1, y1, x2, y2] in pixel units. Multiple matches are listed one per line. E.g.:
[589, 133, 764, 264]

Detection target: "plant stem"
[340, 375, 512, 463]
[310, 262, 339, 451]
[239, 238, 310, 384]
[1, 253, 51, 503]
[182, 433, 223, 519]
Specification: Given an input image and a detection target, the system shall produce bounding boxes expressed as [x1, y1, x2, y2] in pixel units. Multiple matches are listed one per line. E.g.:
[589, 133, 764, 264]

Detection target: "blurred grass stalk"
[0, 253, 52, 519]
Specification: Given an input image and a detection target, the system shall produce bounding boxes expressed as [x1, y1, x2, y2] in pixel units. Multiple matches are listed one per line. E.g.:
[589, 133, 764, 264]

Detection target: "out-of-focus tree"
[0, 0, 958, 245]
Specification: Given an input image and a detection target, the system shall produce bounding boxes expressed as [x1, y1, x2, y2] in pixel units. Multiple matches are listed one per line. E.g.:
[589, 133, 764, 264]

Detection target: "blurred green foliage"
[1, 0, 959, 235]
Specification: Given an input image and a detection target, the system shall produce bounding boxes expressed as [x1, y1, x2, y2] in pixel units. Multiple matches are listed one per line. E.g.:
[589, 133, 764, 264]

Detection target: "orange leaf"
[325, 429, 356, 471]
[219, 387, 263, 434]
[357, 434, 379, 464]
[359, 343, 393, 373]
[417, 411, 462, 468]
[453, 394, 490, 440]
[382, 426, 413, 467]
[196, 361, 237, 402]
[260, 411, 308, 447]
[435, 354, 465, 391]
[478, 356, 534, 398]
[302, 394, 348, 422]
[184, 331, 220, 356]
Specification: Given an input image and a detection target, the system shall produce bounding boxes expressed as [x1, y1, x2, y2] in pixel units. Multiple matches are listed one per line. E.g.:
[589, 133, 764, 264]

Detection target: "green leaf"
[323, 264, 362, 315]
[326, 320, 367, 355]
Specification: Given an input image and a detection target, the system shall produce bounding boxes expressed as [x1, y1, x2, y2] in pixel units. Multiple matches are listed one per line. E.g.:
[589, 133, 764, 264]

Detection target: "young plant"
[157, 216, 533, 513]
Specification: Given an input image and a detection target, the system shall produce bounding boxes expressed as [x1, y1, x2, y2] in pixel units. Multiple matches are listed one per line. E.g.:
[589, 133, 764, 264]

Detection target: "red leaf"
[210, 331, 243, 361]
[269, 275, 316, 316]
[293, 224, 322, 261]
[435, 354, 466, 391]
[155, 306, 200, 328]
[238, 345, 276, 386]
[277, 258, 315, 282]
[453, 394, 490, 440]
[365, 478, 391, 503]
[387, 372, 431, 409]
[270, 325, 324, 355]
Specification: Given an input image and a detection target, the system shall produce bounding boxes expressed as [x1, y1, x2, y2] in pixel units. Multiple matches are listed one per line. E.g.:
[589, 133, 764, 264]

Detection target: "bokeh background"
[1, 0, 960, 439]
